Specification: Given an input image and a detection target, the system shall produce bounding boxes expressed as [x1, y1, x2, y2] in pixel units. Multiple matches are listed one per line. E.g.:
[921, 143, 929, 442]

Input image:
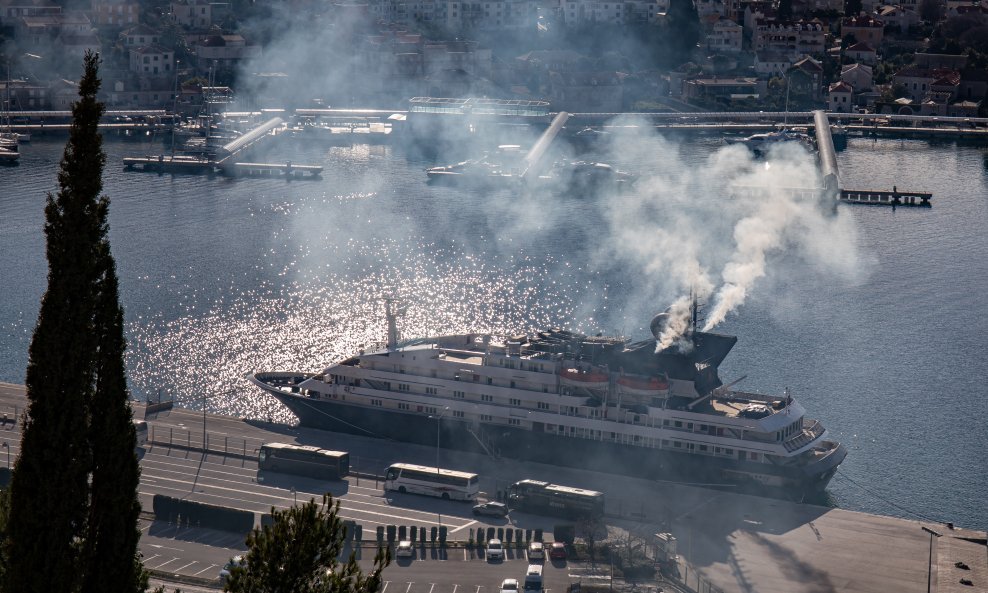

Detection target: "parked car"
[486, 538, 505, 561]
[473, 501, 508, 517]
[219, 555, 244, 584]
[500, 578, 520, 593]
[396, 540, 414, 559]
[549, 542, 567, 560]
[527, 541, 545, 561]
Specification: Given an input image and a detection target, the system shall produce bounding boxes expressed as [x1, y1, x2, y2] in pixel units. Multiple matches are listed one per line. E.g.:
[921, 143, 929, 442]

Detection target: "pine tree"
[666, 0, 701, 66]
[226, 494, 390, 593]
[5, 50, 104, 593]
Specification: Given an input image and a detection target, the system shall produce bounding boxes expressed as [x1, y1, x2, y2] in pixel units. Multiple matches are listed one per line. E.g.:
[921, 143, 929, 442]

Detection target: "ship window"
[714, 447, 721, 453]
[510, 381, 516, 388]
[454, 391, 465, 398]
[481, 394, 493, 402]
[510, 398, 521, 406]
[543, 387, 549, 393]
[700, 424, 708, 431]
[383, 382, 391, 390]
[663, 419, 670, 426]
[426, 407, 437, 414]
[481, 414, 492, 422]
[487, 377, 493, 385]
[687, 443, 695, 450]
[538, 402, 549, 410]
[699, 445, 708, 452]
[662, 439, 670, 447]
[453, 410, 464, 418]
[674, 421, 682, 428]
[725, 448, 733, 455]
[750, 453, 759, 461]
[687, 423, 694, 430]
[371, 399, 382, 406]
[673, 441, 682, 448]
[508, 418, 520, 426]
[634, 415, 640, 423]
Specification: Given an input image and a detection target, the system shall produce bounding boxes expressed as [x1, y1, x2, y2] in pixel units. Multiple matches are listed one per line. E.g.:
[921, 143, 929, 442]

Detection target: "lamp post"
[922, 526, 941, 593]
[430, 406, 450, 527]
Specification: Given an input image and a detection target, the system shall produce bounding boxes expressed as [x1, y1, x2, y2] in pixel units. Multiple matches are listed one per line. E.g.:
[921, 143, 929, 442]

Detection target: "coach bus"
[258, 443, 350, 480]
[384, 463, 480, 501]
[508, 479, 604, 519]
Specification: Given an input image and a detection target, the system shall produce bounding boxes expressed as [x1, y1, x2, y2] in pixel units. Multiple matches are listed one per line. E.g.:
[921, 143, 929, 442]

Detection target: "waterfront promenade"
[0, 382, 983, 592]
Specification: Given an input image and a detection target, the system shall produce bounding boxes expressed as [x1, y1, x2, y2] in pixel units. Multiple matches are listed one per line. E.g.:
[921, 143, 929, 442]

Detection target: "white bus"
[384, 463, 480, 501]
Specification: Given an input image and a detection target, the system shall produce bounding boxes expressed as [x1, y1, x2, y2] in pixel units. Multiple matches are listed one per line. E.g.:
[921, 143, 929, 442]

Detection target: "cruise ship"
[251, 301, 846, 499]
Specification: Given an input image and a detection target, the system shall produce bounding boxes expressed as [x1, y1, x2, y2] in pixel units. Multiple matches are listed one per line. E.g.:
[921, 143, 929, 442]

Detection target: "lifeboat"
[616, 374, 669, 397]
[559, 367, 610, 389]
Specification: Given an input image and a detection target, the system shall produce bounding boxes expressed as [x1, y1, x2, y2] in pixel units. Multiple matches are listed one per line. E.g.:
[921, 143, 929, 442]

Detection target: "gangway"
[216, 117, 284, 161]
[813, 110, 840, 198]
[520, 111, 569, 179]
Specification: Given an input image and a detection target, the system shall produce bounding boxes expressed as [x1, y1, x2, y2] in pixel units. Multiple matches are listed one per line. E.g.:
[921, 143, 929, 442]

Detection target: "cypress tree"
[5, 51, 104, 593]
[5, 51, 145, 593]
[81, 238, 144, 593]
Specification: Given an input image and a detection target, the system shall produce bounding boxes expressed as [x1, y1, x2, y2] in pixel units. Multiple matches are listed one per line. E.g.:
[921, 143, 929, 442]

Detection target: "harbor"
[0, 382, 984, 592]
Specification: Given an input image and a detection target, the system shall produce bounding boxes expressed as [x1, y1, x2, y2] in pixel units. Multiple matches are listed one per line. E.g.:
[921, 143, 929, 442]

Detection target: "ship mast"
[384, 297, 405, 350]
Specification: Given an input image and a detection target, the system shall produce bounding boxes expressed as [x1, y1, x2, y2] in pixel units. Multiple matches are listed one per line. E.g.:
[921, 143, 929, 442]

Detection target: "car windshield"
[502, 583, 517, 590]
[490, 542, 502, 549]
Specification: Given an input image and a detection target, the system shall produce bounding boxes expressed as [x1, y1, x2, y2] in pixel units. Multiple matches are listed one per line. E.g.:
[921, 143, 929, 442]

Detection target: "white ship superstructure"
[253, 302, 846, 497]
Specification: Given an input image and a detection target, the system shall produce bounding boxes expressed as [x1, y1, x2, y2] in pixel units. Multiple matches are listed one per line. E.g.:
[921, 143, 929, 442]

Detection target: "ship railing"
[783, 419, 824, 452]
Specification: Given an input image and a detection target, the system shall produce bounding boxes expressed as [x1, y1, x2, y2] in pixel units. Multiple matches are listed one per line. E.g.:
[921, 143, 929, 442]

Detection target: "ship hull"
[261, 385, 844, 501]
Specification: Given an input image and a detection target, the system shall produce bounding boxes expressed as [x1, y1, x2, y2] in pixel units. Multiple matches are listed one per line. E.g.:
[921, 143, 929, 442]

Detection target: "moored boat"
[252, 300, 847, 500]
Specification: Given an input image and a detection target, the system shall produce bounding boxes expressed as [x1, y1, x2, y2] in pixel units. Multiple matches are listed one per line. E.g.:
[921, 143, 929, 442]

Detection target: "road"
[2, 382, 979, 593]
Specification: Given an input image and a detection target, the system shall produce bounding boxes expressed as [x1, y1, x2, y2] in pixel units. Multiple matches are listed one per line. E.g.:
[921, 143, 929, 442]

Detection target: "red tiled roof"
[829, 81, 853, 93]
[847, 42, 876, 52]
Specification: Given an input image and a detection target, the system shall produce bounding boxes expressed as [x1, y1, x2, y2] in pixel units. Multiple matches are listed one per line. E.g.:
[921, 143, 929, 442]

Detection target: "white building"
[753, 18, 826, 58]
[828, 80, 853, 112]
[129, 44, 174, 76]
[706, 17, 742, 53]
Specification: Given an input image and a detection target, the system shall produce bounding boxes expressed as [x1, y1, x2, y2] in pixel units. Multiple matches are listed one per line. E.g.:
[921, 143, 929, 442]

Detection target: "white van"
[133, 419, 148, 449]
[523, 564, 543, 592]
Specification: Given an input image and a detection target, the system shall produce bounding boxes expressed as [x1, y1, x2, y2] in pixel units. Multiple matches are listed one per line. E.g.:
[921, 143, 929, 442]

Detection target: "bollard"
[431, 526, 437, 543]
[404, 526, 411, 541]
[419, 526, 427, 544]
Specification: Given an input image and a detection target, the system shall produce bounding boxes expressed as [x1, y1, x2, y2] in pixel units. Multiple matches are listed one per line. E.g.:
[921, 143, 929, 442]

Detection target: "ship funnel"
[650, 312, 672, 340]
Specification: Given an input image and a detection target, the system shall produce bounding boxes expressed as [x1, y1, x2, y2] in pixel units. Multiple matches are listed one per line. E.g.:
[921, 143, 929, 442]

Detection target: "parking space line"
[193, 564, 218, 577]
[474, 586, 483, 593]
[451, 520, 476, 534]
[172, 561, 198, 573]
[143, 554, 161, 565]
[151, 557, 181, 570]
[405, 582, 414, 593]
[452, 585, 458, 593]
[429, 584, 435, 593]
[382, 581, 390, 593]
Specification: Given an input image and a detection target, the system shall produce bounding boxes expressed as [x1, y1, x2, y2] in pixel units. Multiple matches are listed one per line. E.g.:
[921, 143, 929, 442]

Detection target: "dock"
[839, 189, 933, 207]
[122, 116, 321, 178]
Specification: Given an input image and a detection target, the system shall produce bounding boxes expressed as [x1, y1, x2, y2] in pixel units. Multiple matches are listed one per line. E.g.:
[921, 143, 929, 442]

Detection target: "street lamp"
[921, 526, 941, 593]
[430, 406, 450, 527]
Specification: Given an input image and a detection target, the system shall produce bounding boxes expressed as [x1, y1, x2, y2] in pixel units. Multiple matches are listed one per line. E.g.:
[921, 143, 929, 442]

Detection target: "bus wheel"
[441, 493, 450, 500]
[398, 486, 407, 494]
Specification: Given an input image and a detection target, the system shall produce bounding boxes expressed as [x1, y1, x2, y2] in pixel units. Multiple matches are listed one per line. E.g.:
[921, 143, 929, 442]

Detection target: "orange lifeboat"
[616, 375, 669, 397]
[559, 367, 609, 389]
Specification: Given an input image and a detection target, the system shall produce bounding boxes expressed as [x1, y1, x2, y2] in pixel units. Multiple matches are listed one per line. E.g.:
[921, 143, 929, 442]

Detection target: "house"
[706, 17, 743, 53]
[841, 14, 884, 46]
[696, 0, 729, 18]
[788, 56, 823, 100]
[128, 44, 174, 77]
[828, 80, 853, 112]
[846, 41, 878, 65]
[90, 0, 140, 27]
[754, 51, 794, 77]
[0, 1, 60, 27]
[753, 19, 826, 58]
[841, 63, 873, 91]
[50, 78, 80, 110]
[548, 71, 623, 112]
[0, 78, 49, 110]
[170, 0, 228, 29]
[193, 33, 261, 73]
[557, 0, 665, 26]
[876, 5, 920, 33]
[121, 24, 161, 48]
[683, 76, 765, 101]
[893, 66, 959, 101]
[57, 32, 102, 59]
[947, 100, 980, 117]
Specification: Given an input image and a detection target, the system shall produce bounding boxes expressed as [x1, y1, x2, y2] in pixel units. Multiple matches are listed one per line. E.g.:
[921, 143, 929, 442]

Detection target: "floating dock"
[839, 189, 932, 207]
[226, 161, 322, 178]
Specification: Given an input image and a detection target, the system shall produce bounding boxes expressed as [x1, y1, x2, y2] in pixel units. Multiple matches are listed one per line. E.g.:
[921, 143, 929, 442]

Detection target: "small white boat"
[0, 145, 20, 164]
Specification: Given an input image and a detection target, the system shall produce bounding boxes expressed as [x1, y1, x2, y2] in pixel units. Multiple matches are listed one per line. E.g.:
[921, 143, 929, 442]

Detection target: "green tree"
[226, 494, 390, 593]
[665, 0, 702, 65]
[4, 51, 145, 593]
[844, 0, 862, 16]
[778, 0, 793, 21]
